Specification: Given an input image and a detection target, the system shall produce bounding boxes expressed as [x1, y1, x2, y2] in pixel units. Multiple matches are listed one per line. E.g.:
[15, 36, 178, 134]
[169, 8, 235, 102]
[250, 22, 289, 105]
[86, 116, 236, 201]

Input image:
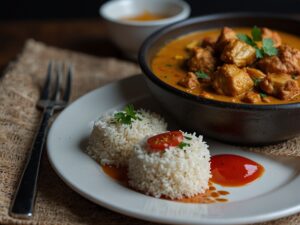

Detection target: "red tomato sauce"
[210, 154, 264, 187]
[101, 154, 264, 203]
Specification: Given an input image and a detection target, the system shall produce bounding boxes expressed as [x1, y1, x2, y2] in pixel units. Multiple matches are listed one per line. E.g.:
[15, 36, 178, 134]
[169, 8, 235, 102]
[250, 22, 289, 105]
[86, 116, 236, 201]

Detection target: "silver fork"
[9, 62, 73, 219]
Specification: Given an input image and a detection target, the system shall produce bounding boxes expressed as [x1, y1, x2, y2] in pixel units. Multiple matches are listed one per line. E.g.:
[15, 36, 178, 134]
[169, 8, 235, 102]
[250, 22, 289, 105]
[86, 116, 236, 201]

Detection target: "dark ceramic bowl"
[138, 13, 300, 146]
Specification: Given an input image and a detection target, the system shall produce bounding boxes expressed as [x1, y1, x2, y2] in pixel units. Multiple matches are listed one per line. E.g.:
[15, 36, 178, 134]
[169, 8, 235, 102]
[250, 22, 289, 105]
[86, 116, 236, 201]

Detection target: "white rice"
[128, 132, 211, 200]
[86, 109, 167, 167]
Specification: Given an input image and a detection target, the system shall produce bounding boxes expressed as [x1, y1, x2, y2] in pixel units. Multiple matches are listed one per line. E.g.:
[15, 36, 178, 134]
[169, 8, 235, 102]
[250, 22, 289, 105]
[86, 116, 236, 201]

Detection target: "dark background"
[0, 0, 300, 20]
[0, 0, 298, 71]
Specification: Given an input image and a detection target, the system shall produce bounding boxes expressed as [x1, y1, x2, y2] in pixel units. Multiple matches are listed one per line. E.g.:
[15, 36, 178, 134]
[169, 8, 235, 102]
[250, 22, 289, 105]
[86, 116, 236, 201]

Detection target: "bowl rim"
[138, 12, 300, 110]
[99, 0, 191, 27]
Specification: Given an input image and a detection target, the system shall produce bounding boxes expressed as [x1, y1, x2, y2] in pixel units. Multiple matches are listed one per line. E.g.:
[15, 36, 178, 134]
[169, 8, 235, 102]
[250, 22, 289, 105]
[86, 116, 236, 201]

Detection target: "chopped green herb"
[237, 26, 278, 59]
[114, 104, 141, 125]
[178, 142, 190, 149]
[292, 75, 297, 80]
[251, 26, 262, 42]
[252, 78, 262, 86]
[165, 64, 173, 67]
[255, 47, 264, 59]
[195, 71, 209, 79]
[262, 38, 278, 56]
[237, 34, 256, 47]
[259, 93, 267, 98]
[184, 136, 192, 140]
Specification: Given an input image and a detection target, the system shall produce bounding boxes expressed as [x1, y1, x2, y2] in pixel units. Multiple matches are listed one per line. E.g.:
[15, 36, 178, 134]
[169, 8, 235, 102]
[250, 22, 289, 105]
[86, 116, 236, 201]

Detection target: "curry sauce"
[151, 28, 300, 104]
[124, 11, 168, 21]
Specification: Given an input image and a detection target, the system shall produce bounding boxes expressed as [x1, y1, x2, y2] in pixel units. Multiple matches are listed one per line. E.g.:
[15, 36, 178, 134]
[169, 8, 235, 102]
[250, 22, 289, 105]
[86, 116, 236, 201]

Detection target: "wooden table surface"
[0, 19, 126, 73]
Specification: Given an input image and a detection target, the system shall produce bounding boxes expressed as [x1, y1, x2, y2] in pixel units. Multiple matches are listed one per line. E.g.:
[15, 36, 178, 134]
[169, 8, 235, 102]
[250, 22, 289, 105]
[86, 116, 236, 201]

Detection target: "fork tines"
[38, 62, 73, 109]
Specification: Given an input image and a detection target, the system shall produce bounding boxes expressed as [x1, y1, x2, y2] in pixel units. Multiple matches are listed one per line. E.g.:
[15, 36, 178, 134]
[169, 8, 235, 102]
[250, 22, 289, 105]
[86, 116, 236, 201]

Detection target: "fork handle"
[10, 107, 53, 219]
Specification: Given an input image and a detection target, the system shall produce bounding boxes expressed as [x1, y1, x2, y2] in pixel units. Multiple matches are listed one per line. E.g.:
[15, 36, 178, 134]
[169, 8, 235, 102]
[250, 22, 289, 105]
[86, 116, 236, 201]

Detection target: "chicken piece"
[242, 91, 261, 104]
[246, 68, 266, 80]
[260, 73, 300, 100]
[212, 64, 254, 96]
[221, 39, 256, 67]
[215, 27, 237, 51]
[178, 72, 199, 89]
[201, 37, 216, 49]
[187, 47, 217, 74]
[261, 27, 282, 47]
[258, 45, 300, 75]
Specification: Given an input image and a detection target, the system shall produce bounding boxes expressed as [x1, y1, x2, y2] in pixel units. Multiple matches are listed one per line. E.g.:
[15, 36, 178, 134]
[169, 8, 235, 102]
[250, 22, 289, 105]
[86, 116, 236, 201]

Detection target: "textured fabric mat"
[0, 39, 300, 225]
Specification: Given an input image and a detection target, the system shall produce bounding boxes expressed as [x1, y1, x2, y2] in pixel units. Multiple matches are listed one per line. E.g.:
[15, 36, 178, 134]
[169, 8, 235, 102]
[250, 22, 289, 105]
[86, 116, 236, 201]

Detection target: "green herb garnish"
[259, 93, 267, 98]
[251, 25, 262, 42]
[184, 136, 192, 140]
[237, 26, 278, 59]
[114, 104, 141, 125]
[255, 47, 264, 59]
[195, 71, 210, 79]
[178, 142, 190, 149]
[292, 75, 297, 80]
[262, 38, 278, 56]
[252, 78, 262, 86]
[165, 64, 173, 67]
[237, 34, 256, 46]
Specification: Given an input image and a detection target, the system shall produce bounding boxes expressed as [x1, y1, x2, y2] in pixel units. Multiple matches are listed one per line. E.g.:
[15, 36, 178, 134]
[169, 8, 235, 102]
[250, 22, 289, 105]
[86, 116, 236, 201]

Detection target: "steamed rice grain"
[86, 109, 167, 167]
[128, 132, 211, 199]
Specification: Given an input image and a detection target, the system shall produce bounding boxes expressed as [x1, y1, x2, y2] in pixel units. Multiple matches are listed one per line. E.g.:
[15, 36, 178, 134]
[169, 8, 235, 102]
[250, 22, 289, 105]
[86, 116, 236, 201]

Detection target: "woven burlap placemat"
[0, 40, 300, 225]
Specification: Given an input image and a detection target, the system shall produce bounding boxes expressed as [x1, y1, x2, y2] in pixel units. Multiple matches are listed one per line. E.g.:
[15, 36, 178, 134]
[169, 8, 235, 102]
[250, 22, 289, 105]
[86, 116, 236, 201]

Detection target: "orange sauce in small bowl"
[123, 11, 168, 21]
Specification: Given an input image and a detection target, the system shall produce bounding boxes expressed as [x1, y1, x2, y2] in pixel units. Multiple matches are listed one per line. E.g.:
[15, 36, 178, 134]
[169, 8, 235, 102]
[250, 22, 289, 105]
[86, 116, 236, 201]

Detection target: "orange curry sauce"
[102, 154, 264, 203]
[151, 28, 300, 104]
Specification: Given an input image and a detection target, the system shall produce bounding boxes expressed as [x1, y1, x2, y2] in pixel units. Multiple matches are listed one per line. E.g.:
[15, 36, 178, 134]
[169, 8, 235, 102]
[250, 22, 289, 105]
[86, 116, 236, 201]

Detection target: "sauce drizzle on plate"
[211, 154, 264, 187]
[102, 165, 229, 203]
[102, 154, 264, 202]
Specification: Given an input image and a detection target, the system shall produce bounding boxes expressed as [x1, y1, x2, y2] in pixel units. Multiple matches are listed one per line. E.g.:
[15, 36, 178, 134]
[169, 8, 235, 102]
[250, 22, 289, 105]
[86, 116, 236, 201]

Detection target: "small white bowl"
[100, 0, 191, 59]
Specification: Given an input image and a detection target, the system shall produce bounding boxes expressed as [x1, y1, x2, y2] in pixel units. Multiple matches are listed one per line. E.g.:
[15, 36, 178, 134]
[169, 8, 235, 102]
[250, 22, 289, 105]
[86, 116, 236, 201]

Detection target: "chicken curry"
[151, 27, 300, 104]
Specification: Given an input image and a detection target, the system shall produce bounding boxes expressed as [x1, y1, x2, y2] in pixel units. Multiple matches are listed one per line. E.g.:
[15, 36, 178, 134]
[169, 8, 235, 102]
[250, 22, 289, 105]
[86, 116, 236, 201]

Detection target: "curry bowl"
[139, 13, 300, 146]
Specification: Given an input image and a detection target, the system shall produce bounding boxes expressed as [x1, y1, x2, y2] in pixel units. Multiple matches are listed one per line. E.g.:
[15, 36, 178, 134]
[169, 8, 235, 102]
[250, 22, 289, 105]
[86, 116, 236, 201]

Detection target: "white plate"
[47, 75, 300, 225]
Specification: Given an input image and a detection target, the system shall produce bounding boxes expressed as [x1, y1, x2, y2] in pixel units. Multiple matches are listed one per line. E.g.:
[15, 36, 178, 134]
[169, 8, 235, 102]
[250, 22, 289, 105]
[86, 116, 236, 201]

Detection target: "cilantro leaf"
[262, 38, 278, 56]
[252, 78, 261, 86]
[195, 71, 209, 79]
[184, 136, 192, 140]
[237, 27, 278, 59]
[252, 26, 262, 42]
[114, 104, 141, 125]
[178, 142, 190, 149]
[237, 34, 256, 47]
[259, 93, 267, 98]
[255, 47, 264, 59]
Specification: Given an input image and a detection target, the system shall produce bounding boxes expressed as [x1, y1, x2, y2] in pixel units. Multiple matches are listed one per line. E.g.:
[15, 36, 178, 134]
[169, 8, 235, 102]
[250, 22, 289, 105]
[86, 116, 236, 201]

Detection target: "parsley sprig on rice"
[86, 105, 167, 167]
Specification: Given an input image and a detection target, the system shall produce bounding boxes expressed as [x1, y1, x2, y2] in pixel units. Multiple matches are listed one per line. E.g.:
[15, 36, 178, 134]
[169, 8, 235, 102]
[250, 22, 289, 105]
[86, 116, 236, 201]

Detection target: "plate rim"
[47, 75, 300, 225]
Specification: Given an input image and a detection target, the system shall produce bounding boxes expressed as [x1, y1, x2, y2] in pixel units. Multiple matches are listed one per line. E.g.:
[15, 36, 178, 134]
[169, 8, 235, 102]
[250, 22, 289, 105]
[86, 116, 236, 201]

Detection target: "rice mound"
[86, 109, 167, 167]
[128, 132, 211, 199]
